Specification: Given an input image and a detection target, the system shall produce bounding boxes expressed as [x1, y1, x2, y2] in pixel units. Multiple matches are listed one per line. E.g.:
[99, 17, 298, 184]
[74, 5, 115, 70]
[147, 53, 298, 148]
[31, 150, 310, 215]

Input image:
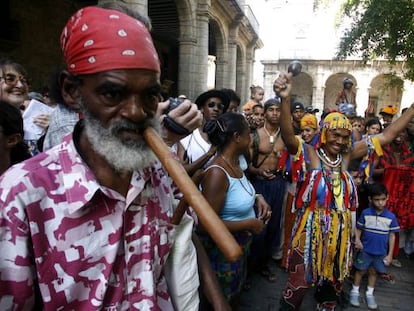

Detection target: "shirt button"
[128, 246, 135, 252]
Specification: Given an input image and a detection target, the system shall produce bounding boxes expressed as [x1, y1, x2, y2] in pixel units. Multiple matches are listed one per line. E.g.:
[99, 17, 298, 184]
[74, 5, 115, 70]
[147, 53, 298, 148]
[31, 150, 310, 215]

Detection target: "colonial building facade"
[262, 59, 414, 116]
[0, 0, 262, 103]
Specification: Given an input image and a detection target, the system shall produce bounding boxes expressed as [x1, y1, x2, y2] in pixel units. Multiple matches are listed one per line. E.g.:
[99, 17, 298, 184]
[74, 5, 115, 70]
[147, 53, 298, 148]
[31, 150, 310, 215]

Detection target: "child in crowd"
[365, 118, 382, 136]
[352, 116, 366, 135]
[242, 85, 264, 116]
[347, 159, 369, 219]
[350, 183, 400, 309]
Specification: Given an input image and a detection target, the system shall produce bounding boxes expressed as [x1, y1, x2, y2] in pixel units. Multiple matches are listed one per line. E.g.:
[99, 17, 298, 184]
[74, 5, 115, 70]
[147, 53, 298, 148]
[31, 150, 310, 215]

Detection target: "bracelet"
[255, 194, 263, 200]
[163, 115, 191, 136]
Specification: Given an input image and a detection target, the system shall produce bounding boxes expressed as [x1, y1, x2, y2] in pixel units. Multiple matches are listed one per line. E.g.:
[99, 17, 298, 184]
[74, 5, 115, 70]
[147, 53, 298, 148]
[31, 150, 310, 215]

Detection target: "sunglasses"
[207, 101, 224, 110]
[1, 73, 28, 86]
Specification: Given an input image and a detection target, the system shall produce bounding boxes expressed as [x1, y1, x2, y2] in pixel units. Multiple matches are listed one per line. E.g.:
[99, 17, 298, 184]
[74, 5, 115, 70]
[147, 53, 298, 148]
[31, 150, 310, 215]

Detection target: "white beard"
[81, 104, 158, 173]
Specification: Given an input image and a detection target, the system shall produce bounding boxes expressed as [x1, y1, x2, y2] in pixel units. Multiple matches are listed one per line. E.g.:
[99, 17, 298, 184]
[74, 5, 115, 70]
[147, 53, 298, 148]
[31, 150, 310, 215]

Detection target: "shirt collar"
[59, 120, 154, 214]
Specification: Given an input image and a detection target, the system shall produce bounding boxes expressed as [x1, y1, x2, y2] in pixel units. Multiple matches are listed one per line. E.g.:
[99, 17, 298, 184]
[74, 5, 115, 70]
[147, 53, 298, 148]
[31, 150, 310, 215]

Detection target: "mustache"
[110, 118, 155, 135]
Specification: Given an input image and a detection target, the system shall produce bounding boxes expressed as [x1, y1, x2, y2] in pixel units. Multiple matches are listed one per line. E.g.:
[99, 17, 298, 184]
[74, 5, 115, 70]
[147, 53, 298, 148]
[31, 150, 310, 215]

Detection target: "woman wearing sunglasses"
[0, 58, 51, 155]
[0, 58, 29, 110]
[178, 89, 230, 176]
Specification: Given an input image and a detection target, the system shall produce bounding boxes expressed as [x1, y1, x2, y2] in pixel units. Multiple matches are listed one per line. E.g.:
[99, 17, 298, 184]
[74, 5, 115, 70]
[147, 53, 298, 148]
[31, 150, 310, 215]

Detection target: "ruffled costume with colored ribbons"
[280, 112, 364, 310]
[288, 167, 358, 284]
[281, 140, 359, 310]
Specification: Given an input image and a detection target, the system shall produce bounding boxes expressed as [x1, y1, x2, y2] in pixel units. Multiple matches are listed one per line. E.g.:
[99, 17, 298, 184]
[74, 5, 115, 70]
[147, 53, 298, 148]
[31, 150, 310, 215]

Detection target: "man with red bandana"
[0, 6, 216, 310]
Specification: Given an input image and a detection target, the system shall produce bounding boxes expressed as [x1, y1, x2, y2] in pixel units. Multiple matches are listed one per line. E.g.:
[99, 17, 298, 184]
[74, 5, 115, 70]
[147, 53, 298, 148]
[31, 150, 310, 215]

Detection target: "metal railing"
[241, 4, 260, 34]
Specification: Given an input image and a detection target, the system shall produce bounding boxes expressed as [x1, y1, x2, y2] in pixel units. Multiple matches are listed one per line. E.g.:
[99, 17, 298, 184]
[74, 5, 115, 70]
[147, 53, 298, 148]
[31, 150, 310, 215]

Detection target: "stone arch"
[176, 0, 196, 39]
[291, 72, 313, 107]
[369, 74, 404, 114]
[324, 73, 358, 110]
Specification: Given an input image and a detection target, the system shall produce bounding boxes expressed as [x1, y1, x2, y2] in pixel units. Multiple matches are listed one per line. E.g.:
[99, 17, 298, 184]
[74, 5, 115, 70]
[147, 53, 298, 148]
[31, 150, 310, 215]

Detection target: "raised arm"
[352, 104, 414, 159]
[274, 73, 299, 154]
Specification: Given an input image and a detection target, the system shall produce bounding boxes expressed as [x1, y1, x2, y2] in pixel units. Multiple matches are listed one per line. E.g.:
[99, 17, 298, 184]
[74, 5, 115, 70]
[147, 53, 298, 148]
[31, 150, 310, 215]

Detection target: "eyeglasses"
[207, 101, 224, 110]
[1, 73, 28, 86]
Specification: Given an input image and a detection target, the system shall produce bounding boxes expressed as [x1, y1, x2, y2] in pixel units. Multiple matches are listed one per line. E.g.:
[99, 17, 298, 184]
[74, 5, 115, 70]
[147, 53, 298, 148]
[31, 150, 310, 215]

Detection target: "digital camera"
[167, 97, 185, 112]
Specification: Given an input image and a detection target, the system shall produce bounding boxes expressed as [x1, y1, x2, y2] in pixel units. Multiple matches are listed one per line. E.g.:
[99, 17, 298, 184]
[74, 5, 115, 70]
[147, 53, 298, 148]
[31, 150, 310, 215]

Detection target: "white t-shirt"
[180, 128, 211, 163]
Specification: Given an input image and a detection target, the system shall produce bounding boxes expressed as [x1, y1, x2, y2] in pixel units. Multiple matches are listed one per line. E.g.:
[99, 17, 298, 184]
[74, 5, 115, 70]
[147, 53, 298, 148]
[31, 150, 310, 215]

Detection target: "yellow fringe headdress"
[319, 112, 353, 150]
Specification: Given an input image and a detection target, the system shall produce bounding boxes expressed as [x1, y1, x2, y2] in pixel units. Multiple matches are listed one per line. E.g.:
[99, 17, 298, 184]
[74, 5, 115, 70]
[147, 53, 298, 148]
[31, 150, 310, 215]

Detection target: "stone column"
[225, 39, 237, 89]
[312, 71, 326, 113]
[244, 43, 256, 104]
[178, 36, 198, 100]
[356, 87, 370, 116]
[215, 49, 228, 90]
[356, 73, 371, 116]
[207, 55, 217, 89]
[194, 5, 210, 97]
[262, 64, 278, 101]
[236, 54, 246, 104]
[99, 0, 148, 15]
[401, 80, 414, 111]
[225, 17, 243, 90]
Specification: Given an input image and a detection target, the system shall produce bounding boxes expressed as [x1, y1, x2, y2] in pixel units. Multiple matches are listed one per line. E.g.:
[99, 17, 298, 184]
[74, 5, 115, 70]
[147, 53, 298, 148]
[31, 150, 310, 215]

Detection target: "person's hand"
[256, 195, 272, 224]
[249, 218, 264, 235]
[158, 99, 202, 146]
[260, 169, 277, 180]
[33, 114, 50, 129]
[273, 72, 292, 99]
[354, 239, 363, 251]
[383, 255, 393, 266]
[166, 99, 202, 132]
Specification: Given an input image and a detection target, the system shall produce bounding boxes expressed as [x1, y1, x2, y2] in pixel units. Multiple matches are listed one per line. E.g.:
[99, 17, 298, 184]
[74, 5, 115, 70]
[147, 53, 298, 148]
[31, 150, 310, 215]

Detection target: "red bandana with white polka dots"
[60, 6, 160, 75]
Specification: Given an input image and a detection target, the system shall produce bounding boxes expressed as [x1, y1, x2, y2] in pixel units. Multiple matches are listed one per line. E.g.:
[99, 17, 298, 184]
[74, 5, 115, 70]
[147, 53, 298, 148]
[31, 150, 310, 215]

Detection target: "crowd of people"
[0, 3, 414, 311]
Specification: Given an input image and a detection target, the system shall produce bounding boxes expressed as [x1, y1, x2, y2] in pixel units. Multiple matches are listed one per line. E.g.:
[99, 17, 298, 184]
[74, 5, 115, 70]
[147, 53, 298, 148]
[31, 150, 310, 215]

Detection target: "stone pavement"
[239, 254, 414, 310]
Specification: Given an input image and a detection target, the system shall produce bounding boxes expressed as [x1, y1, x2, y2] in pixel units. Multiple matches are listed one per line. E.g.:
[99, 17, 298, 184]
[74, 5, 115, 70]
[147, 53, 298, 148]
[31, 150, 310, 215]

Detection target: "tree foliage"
[336, 0, 414, 80]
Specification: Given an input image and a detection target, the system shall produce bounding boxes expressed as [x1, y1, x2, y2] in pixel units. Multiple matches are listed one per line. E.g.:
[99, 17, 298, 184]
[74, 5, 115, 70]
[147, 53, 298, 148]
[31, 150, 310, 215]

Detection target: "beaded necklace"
[316, 148, 342, 168]
[320, 162, 343, 211]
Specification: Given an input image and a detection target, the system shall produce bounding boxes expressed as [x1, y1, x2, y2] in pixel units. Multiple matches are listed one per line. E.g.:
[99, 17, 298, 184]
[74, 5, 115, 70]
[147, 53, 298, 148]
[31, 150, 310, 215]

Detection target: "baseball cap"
[291, 102, 304, 112]
[379, 105, 397, 116]
[305, 106, 320, 114]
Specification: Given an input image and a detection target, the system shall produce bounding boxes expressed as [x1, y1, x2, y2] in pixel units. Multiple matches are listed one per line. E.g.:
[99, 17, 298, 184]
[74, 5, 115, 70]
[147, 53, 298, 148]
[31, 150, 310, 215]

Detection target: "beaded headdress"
[319, 112, 353, 150]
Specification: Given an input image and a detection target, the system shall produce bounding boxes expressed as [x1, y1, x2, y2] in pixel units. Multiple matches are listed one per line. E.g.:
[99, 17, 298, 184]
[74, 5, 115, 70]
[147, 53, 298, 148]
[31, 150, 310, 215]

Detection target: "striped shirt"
[357, 206, 400, 255]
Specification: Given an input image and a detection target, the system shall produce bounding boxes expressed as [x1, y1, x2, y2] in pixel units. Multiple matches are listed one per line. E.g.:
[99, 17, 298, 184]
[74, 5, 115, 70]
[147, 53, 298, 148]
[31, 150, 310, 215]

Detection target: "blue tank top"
[205, 165, 256, 221]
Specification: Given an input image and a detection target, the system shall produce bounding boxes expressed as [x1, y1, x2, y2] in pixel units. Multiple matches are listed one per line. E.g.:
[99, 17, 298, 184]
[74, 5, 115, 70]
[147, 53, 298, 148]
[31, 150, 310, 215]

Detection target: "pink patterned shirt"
[0, 127, 178, 310]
